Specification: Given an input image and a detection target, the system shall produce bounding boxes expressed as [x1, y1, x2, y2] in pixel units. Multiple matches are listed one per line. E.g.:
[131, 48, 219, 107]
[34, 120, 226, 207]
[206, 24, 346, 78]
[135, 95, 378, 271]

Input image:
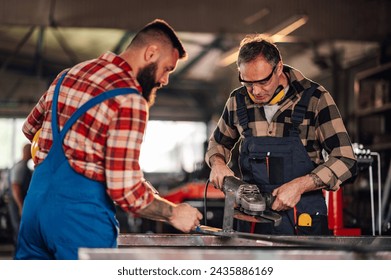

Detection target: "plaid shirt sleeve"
[206, 72, 357, 191]
[104, 95, 154, 212]
[311, 88, 357, 190]
[22, 91, 49, 142]
[22, 54, 155, 213]
[205, 93, 240, 165]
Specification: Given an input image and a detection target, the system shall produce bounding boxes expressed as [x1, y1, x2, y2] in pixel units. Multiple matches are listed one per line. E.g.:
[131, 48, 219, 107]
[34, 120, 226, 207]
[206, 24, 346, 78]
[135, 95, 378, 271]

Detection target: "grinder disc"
[233, 209, 282, 226]
[234, 209, 271, 223]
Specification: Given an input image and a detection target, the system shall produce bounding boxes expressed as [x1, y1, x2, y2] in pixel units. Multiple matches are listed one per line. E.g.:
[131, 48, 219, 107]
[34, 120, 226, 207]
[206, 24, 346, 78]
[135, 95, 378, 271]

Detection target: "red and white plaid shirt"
[22, 51, 154, 213]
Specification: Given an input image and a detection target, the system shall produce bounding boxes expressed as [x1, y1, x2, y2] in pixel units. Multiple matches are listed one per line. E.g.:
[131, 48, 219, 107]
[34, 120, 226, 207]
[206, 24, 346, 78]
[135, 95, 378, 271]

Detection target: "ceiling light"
[270, 15, 308, 41]
[243, 8, 270, 26]
[219, 14, 308, 67]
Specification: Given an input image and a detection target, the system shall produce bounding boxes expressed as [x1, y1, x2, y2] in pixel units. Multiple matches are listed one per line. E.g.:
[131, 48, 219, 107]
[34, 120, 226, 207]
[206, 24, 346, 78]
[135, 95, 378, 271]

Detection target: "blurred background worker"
[16, 19, 202, 260]
[7, 143, 32, 247]
[205, 35, 357, 235]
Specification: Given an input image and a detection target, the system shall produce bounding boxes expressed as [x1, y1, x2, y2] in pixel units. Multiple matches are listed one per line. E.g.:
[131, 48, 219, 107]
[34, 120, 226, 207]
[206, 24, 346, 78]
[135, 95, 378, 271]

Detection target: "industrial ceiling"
[1, 0, 391, 121]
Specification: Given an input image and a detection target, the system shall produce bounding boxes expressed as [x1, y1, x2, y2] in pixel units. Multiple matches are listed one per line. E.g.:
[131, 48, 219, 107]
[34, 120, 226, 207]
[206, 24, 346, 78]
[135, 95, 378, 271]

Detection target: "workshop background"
[1, 0, 391, 259]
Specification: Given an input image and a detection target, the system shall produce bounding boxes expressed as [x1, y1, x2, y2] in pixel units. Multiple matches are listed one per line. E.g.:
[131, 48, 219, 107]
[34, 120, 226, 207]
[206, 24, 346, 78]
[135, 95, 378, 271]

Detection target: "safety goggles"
[239, 64, 276, 88]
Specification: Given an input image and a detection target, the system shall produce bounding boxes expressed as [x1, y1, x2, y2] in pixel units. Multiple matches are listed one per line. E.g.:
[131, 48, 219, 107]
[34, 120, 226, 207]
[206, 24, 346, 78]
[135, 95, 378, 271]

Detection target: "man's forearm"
[297, 173, 325, 194]
[137, 195, 203, 233]
[209, 154, 226, 167]
[136, 195, 176, 222]
[308, 173, 325, 190]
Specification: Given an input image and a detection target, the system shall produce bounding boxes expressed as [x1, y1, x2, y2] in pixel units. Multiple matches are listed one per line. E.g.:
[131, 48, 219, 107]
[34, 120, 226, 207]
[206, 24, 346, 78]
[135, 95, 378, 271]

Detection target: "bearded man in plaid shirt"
[16, 19, 202, 260]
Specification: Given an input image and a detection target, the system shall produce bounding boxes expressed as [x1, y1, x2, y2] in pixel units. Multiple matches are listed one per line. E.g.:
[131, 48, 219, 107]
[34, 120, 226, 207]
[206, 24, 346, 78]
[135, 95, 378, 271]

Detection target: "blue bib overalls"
[15, 72, 138, 259]
[236, 83, 329, 235]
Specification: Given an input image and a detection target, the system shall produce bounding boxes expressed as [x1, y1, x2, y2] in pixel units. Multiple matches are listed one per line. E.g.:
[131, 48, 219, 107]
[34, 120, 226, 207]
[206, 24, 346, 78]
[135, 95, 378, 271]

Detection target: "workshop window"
[0, 119, 208, 173]
[0, 118, 28, 169]
[140, 121, 207, 173]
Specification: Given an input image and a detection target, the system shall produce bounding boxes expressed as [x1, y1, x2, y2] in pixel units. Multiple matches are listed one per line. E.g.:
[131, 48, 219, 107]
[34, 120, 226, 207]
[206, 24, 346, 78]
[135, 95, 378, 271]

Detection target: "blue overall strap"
[51, 71, 69, 145]
[60, 87, 139, 140]
[235, 90, 252, 137]
[289, 82, 318, 137]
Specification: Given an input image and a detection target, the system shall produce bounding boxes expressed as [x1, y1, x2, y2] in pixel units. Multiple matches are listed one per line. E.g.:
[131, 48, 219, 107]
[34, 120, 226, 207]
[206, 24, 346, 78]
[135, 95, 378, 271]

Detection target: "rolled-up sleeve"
[312, 91, 357, 191]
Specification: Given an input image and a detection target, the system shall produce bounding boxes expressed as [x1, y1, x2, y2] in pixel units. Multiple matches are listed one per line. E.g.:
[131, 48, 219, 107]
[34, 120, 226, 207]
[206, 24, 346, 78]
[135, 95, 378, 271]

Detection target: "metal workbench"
[78, 233, 391, 260]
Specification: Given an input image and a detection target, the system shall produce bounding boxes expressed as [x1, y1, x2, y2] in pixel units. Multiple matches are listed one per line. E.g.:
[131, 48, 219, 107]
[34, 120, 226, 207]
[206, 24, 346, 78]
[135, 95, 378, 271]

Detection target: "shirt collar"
[99, 51, 143, 92]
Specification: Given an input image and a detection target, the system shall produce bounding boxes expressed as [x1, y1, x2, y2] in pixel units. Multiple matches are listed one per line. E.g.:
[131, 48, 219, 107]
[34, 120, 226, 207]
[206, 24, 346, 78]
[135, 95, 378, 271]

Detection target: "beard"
[137, 62, 161, 107]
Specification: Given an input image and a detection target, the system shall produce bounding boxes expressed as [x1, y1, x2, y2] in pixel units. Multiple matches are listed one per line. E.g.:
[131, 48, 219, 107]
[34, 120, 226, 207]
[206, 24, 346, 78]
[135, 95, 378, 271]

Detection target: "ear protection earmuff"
[268, 85, 285, 105]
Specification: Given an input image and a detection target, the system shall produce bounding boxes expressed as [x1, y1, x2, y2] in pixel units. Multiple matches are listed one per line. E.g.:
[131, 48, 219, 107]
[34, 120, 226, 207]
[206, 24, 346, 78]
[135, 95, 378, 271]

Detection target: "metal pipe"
[51, 26, 79, 65]
[111, 31, 133, 54]
[382, 160, 391, 231]
[0, 26, 36, 73]
[371, 152, 382, 235]
[369, 164, 375, 236]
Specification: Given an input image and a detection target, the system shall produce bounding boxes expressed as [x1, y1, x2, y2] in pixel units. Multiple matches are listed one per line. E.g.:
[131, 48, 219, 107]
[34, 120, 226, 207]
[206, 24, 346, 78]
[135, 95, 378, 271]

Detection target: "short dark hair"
[237, 34, 281, 67]
[131, 19, 187, 59]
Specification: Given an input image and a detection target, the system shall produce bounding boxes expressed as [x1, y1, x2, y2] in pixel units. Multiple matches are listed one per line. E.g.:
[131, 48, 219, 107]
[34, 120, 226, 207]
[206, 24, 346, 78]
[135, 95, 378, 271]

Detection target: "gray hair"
[237, 34, 281, 67]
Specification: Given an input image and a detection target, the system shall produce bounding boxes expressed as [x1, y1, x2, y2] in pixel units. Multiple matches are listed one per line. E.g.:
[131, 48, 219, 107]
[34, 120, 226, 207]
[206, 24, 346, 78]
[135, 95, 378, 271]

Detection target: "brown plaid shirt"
[206, 65, 357, 191]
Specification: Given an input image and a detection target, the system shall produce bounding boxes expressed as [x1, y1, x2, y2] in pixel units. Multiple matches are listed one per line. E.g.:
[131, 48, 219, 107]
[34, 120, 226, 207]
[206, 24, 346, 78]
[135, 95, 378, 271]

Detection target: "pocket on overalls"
[249, 156, 269, 185]
[268, 156, 285, 184]
[249, 154, 290, 185]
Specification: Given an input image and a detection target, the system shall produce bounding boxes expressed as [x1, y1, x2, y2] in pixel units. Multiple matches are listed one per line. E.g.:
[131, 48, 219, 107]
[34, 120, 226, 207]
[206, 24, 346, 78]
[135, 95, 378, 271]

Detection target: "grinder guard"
[222, 176, 282, 232]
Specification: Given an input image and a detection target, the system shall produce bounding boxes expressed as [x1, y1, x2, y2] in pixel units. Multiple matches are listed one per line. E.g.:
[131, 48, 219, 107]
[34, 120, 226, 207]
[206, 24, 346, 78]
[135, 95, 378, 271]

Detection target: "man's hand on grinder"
[209, 155, 234, 189]
[271, 174, 321, 211]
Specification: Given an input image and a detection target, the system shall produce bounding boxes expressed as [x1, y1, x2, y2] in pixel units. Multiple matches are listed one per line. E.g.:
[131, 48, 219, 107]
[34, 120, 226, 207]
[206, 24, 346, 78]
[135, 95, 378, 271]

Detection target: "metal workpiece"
[78, 234, 391, 260]
[117, 233, 276, 247]
[117, 233, 391, 249]
[222, 189, 236, 232]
